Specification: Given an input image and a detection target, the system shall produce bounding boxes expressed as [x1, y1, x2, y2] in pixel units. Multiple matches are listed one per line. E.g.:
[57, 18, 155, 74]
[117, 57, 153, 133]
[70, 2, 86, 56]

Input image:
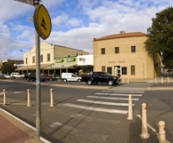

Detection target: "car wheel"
[77, 79, 81, 82]
[63, 79, 67, 82]
[108, 80, 113, 86]
[50, 79, 52, 81]
[27, 78, 30, 82]
[87, 79, 92, 85]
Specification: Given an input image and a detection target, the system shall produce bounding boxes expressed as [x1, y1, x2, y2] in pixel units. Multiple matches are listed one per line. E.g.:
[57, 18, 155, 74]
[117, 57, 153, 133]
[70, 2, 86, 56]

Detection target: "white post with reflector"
[50, 88, 54, 107]
[27, 89, 31, 107]
[158, 121, 169, 143]
[140, 103, 150, 139]
[127, 94, 133, 120]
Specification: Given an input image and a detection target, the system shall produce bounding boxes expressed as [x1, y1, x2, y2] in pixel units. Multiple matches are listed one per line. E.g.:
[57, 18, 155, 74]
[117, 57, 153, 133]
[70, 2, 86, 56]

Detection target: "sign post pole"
[34, 0, 41, 141]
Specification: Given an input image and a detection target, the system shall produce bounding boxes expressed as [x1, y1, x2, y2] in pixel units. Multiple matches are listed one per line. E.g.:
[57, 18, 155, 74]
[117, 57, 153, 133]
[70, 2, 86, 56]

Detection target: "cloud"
[1, 0, 173, 61]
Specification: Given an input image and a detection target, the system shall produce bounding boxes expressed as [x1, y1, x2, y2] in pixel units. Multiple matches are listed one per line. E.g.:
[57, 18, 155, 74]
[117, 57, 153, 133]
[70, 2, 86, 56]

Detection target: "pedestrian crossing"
[63, 87, 146, 115]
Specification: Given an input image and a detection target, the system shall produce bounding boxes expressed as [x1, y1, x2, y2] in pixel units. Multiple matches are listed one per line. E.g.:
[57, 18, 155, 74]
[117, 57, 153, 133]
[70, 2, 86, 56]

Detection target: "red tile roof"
[93, 32, 148, 41]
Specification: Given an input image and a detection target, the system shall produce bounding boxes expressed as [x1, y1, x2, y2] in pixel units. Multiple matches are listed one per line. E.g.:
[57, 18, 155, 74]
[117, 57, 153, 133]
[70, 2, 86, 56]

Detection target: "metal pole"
[34, 0, 41, 141]
[27, 53, 28, 74]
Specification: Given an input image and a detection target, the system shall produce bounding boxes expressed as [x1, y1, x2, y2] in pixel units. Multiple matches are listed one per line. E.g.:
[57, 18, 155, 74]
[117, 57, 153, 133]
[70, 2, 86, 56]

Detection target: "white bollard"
[158, 121, 169, 143]
[140, 103, 150, 139]
[50, 88, 54, 107]
[3, 89, 7, 106]
[27, 89, 31, 107]
[127, 94, 133, 120]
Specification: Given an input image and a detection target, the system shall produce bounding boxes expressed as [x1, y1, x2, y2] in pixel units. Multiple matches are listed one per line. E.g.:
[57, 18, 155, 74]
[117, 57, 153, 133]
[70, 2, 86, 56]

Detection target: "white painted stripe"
[77, 99, 134, 106]
[110, 88, 146, 91]
[63, 103, 128, 114]
[14, 91, 24, 94]
[102, 90, 144, 93]
[137, 114, 157, 133]
[50, 122, 62, 128]
[95, 92, 142, 96]
[87, 95, 139, 101]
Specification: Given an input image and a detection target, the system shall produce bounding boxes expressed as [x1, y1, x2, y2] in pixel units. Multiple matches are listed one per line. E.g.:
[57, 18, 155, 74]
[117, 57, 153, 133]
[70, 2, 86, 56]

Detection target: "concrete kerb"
[0, 107, 51, 143]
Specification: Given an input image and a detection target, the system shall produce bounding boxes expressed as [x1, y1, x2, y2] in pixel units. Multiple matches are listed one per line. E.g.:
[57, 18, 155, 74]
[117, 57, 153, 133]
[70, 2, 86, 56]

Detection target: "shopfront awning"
[16, 63, 54, 71]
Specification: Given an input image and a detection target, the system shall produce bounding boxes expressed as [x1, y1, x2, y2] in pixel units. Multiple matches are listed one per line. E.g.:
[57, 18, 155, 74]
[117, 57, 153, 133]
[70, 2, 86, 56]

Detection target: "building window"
[40, 55, 43, 62]
[32, 56, 35, 63]
[131, 65, 135, 75]
[122, 67, 127, 75]
[115, 47, 119, 53]
[107, 67, 112, 74]
[47, 53, 50, 61]
[102, 66, 105, 72]
[131, 46, 136, 53]
[101, 48, 105, 54]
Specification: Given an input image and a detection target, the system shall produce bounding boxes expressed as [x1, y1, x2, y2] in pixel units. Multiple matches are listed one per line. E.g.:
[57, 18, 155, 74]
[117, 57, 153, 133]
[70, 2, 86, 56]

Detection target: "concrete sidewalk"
[0, 108, 50, 143]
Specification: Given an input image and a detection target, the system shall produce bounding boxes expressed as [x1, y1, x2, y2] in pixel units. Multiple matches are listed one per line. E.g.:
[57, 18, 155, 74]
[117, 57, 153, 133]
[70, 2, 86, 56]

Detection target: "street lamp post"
[20, 50, 28, 74]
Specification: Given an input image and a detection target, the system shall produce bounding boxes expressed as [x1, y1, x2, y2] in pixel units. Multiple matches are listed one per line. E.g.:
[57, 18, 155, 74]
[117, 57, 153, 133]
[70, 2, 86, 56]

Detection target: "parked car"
[10, 72, 22, 79]
[4, 74, 10, 79]
[61, 72, 81, 82]
[24, 73, 45, 82]
[42, 75, 56, 81]
[0, 74, 6, 79]
[81, 71, 121, 86]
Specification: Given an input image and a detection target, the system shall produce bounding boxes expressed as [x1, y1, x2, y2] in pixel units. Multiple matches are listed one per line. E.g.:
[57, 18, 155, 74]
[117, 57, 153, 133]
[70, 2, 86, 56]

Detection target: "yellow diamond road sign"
[34, 4, 52, 40]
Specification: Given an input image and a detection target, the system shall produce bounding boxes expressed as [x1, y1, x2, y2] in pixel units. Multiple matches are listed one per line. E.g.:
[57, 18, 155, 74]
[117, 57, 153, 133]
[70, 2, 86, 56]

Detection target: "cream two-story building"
[93, 31, 161, 79]
[17, 42, 89, 75]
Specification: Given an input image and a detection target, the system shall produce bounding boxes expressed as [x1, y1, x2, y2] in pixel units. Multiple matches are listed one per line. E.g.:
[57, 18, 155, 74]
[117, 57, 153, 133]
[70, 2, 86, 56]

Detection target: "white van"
[61, 73, 81, 82]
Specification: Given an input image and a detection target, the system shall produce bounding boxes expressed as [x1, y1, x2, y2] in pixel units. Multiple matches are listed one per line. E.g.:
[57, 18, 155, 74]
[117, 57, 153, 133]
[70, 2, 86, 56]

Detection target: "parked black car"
[24, 73, 45, 82]
[81, 71, 121, 86]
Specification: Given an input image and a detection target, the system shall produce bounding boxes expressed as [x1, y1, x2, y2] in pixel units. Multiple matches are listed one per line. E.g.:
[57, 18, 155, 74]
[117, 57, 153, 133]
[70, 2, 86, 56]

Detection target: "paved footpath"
[0, 108, 49, 143]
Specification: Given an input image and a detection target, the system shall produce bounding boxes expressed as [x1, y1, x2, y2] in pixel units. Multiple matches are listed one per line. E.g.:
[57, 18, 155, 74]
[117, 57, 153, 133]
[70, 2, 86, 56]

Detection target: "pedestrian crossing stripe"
[63, 103, 128, 114]
[87, 95, 139, 101]
[95, 92, 142, 96]
[77, 99, 134, 106]
[102, 90, 144, 93]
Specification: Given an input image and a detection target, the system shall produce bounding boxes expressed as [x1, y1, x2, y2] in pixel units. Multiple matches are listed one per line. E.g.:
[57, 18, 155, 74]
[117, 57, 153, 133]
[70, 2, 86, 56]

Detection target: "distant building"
[93, 31, 161, 79]
[16, 41, 90, 75]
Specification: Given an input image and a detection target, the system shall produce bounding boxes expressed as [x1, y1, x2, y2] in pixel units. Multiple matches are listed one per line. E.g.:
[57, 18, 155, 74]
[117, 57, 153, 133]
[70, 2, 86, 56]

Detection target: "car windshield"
[104, 72, 112, 76]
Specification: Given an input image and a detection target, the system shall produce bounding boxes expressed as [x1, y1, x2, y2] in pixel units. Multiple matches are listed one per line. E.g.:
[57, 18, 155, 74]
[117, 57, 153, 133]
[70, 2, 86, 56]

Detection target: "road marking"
[77, 99, 134, 106]
[102, 90, 145, 93]
[87, 95, 139, 101]
[63, 103, 128, 114]
[14, 91, 24, 94]
[137, 114, 157, 133]
[50, 122, 63, 128]
[95, 92, 142, 96]
[110, 87, 147, 91]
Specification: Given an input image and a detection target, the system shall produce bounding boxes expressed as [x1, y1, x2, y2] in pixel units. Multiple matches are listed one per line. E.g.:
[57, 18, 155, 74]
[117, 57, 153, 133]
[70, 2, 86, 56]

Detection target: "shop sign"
[67, 57, 76, 62]
[56, 59, 64, 63]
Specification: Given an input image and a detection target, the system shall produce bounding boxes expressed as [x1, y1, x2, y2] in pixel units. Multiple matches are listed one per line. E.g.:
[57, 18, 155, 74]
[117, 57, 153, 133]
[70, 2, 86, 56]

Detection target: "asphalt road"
[0, 79, 173, 143]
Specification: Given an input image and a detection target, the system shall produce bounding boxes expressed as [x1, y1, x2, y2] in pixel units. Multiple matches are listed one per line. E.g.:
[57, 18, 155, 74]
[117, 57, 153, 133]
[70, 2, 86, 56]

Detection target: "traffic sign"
[14, 0, 35, 6]
[33, 4, 52, 40]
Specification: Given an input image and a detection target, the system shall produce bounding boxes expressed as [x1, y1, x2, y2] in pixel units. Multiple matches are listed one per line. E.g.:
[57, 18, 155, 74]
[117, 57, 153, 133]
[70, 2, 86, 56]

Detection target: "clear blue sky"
[0, 0, 173, 60]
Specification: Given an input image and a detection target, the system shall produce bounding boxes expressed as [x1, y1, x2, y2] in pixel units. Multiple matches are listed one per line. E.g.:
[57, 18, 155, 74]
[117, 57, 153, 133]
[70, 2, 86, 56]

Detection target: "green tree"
[145, 7, 173, 69]
[0, 62, 16, 74]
